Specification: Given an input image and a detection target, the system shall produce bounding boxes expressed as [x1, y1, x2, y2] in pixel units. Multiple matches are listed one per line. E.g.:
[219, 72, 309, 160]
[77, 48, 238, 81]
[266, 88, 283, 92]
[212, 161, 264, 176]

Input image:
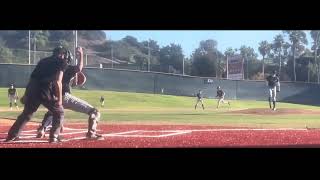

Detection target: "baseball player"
[216, 86, 230, 109]
[100, 96, 105, 107]
[36, 47, 103, 140]
[5, 46, 69, 143]
[194, 90, 205, 110]
[266, 70, 280, 111]
[8, 84, 19, 110]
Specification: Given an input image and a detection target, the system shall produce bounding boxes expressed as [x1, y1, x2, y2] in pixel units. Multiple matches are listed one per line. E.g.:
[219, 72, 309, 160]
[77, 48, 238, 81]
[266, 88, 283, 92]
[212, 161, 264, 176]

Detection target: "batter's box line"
[0, 139, 49, 143]
[102, 130, 192, 138]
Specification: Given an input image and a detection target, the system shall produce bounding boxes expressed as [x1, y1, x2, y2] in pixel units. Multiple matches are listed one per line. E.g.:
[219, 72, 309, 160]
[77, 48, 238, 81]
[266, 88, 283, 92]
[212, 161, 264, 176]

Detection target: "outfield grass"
[1, 88, 320, 128]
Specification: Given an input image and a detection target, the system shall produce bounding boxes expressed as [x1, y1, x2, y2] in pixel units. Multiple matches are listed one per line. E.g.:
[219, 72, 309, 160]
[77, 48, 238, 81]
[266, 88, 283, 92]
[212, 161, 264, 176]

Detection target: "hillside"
[0, 30, 160, 67]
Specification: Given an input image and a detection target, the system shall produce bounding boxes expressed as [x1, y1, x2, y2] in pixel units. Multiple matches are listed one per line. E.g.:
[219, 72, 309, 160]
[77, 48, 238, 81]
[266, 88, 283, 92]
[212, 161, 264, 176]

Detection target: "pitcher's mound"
[230, 108, 320, 115]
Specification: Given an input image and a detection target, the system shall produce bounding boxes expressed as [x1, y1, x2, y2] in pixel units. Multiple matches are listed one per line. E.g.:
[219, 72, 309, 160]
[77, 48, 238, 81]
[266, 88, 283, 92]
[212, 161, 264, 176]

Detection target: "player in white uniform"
[216, 86, 230, 109]
[266, 70, 280, 111]
[194, 90, 205, 110]
[8, 84, 19, 110]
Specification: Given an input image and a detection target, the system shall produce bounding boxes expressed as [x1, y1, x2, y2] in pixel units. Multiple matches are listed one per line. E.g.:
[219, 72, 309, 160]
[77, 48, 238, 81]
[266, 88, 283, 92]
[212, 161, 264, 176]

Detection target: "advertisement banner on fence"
[227, 54, 244, 80]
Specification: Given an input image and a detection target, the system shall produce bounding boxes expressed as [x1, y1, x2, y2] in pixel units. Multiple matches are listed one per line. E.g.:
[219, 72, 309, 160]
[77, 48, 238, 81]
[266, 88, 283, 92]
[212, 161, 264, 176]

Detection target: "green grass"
[1, 88, 320, 129]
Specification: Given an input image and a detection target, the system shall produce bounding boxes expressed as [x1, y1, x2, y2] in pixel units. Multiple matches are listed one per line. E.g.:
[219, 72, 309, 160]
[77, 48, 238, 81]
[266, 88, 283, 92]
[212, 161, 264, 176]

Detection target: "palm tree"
[258, 41, 271, 78]
[283, 31, 308, 81]
[272, 35, 285, 79]
[310, 31, 320, 83]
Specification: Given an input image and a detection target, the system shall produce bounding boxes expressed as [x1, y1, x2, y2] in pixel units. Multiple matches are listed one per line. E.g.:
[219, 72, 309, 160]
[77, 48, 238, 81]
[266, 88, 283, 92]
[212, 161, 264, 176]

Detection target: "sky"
[104, 30, 314, 58]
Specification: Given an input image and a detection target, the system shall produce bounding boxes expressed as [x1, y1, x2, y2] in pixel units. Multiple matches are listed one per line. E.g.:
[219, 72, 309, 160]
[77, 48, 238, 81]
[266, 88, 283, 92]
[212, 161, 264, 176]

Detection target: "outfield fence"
[1, 64, 320, 105]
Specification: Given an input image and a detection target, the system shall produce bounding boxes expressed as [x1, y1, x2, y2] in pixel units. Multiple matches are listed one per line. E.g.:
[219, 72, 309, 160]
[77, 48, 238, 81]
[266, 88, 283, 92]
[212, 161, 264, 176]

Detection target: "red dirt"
[230, 108, 320, 115]
[1, 121, 320, 148]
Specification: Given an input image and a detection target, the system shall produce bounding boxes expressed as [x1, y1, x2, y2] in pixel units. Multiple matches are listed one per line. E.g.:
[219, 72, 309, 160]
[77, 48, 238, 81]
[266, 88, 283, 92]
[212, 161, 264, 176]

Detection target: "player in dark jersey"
[194, 90, 205, 110]
[100, 96, 105, 107]
[8, 84, 19, 110]
[216, 86, 230, 109]
[266, 70, 280, 111]
[5, 46, 69, 143]
[36, 47, 103, 140]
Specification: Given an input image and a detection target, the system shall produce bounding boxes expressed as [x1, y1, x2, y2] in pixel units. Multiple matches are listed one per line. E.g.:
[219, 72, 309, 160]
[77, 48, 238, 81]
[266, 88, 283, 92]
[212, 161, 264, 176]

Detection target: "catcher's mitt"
[71, 71, 86, 87]
[20, 95, 26, 104]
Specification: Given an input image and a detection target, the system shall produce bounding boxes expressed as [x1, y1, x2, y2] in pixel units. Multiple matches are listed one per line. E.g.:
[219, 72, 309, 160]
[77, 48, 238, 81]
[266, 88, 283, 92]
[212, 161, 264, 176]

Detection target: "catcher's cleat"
[49, 137, 62, 143]
[273, 108, 277, 111]
[36, 129, 45, 138]
[5, 136, 20, 142]
[86, 133, 104, 140]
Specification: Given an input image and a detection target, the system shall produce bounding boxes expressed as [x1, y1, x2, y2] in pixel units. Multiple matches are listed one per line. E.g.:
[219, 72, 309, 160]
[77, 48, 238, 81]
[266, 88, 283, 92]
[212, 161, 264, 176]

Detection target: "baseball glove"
[20, 95, 26, 104]
[71, 72, 86, 87]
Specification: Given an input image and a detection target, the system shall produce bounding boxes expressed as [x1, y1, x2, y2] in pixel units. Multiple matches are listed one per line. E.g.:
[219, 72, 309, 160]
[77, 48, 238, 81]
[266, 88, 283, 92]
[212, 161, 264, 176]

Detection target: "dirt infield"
[1, 120, 320, 148]
[230, 108, 320, 115]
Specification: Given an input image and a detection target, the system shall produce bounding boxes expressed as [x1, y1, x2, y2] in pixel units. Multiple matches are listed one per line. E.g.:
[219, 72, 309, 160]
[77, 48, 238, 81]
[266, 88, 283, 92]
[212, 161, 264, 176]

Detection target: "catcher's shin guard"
[269, 97, 272, 109]
[273, 101, 276, 109]
[87, 108, 101, 137]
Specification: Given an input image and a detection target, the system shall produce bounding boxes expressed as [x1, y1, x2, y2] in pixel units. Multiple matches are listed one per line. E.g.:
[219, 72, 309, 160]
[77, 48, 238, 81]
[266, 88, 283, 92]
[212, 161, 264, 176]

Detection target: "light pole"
[74, 30, 78, 65]
[28, 30, 31, 64]
[111, 45, 114, 68]
[148, 40, 150, 72]
[33, 36, 36, 64]
[182, 57, 185, 75]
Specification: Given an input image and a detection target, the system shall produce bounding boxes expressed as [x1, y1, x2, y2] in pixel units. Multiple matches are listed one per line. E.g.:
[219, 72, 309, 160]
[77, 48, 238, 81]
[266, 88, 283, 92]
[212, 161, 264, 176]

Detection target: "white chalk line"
[0, 128, 314, 144]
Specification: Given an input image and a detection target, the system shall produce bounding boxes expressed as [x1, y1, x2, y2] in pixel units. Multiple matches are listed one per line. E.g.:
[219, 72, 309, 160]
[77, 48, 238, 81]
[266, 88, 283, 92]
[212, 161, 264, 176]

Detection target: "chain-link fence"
[1, 64, 320, 106]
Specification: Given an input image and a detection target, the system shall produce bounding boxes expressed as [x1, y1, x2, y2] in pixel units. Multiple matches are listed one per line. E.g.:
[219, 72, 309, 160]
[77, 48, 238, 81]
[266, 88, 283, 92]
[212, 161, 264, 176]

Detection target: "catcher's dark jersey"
[266, 75, 279, 87]
[216, 90, 225, 98]
[8, 88, 16, 95]
[63, 65, 80, 95]
[196, 92, 202, 99]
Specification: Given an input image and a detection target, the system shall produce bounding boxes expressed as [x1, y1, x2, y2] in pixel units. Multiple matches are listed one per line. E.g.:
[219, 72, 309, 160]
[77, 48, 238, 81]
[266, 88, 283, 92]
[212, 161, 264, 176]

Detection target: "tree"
[224, 47, 235, 57]
[122, 36, 140, 48]
[159, 44, 184, 73]
[239, 45, 258, 79]
[191, 40, 220, 77]
[283, 31, 308, 81]
[0, 45, 13, 63]
[258, 40, 271, 77]
[310, 30, 320, 83]
[271, 35, 285, 79]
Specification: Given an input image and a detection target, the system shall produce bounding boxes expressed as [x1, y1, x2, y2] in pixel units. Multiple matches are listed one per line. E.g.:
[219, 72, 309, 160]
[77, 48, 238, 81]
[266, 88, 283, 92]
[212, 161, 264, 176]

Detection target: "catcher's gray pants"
[269, 87, 277, 102]
[39, 93, 99, 135]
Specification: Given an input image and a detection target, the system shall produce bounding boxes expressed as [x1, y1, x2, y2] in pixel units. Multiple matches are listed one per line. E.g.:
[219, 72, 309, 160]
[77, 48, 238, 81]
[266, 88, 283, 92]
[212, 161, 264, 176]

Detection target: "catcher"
[22, 47, 103, 140]
[8, 84, 19, 110]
